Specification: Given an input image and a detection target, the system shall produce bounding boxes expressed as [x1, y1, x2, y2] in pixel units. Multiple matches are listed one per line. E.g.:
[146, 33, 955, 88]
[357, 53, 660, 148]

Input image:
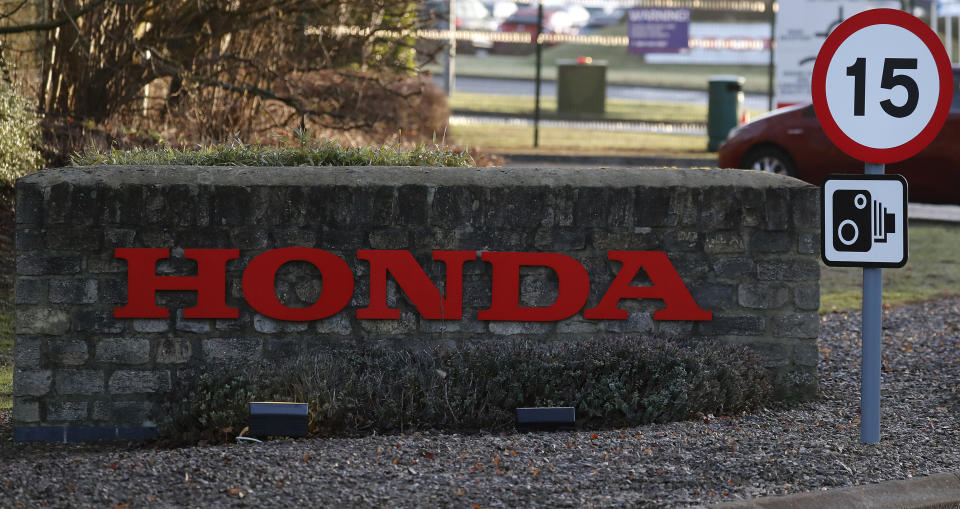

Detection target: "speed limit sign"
[812, 8, 953, 164]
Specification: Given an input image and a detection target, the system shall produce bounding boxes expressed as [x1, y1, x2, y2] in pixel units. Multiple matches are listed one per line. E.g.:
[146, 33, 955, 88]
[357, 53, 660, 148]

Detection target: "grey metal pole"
[861, 161, 884, 444]
[768, 0, 776, 111]
[533, 0, 543, 148]
[444, 0, 457, 96]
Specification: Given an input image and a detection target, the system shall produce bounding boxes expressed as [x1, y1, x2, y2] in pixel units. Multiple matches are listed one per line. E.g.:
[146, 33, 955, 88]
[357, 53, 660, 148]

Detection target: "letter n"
[584, 251, 711, 321]
[357, 250, 476, 320]
[114, 248, 240, 319]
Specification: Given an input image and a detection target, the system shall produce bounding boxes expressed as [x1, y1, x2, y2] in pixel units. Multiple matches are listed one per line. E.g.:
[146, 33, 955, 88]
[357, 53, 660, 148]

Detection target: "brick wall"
[13, 166, 821, 441]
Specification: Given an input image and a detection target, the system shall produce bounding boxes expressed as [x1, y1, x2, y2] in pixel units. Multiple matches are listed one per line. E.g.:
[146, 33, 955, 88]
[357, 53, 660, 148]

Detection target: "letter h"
[114, 248, 240, 319]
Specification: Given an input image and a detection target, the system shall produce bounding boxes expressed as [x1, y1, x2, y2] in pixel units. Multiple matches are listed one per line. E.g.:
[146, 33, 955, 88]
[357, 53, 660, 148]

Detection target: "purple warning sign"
[627, 7, 690, 54]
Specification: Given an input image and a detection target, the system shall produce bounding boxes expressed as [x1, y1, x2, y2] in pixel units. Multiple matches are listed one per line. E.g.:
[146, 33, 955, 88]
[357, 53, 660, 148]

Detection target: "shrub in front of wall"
[0, 81, 43, 185]
[159, 337, 773, 443]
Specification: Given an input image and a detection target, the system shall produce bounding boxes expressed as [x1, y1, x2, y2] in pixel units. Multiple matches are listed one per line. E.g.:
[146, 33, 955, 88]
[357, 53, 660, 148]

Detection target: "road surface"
[435, 75, 771, 110]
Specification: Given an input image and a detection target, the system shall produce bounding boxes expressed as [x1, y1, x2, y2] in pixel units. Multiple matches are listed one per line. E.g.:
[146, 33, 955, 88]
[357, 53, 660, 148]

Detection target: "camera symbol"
[832, 190, 897, 252]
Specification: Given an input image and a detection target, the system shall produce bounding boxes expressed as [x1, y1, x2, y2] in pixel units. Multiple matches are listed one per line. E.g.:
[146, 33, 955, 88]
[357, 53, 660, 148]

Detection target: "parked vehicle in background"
[582, 5, 625, 33]
[564, 5, 591, 29]
[492, 6, 577, 53]
[421, 0, 498, 53]
[717, 68, 960, 205]
[484, 1, 518, 22]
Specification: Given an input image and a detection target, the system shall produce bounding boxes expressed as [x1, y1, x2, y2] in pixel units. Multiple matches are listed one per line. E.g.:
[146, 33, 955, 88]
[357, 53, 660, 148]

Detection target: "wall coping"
[20, 166, 813, 190]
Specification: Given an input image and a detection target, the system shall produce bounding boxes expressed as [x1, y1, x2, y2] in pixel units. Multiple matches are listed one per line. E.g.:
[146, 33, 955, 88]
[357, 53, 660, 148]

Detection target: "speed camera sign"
[812, 9, 953, 164]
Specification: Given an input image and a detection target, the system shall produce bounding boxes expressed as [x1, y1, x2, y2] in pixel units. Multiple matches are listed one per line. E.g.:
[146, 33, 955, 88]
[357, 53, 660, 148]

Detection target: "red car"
[717, 68, 960, 204]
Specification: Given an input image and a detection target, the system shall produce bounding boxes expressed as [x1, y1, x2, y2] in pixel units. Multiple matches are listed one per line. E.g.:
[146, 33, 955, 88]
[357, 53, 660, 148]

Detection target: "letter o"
[242, 248, 354, 321]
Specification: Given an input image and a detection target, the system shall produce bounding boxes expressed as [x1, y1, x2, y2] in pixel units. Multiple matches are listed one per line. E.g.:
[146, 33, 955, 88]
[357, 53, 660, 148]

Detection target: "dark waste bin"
[557, 58, 607, 115]
[707, 75, 744, 151]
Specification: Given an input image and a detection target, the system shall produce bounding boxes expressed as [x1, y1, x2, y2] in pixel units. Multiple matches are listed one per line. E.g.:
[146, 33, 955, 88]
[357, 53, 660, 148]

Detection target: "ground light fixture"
[249, 402, 309, 438]
[515, 407, 576, 431]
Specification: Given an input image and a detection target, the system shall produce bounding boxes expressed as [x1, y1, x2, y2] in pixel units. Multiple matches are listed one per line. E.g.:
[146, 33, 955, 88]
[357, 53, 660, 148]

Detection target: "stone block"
[203, 338, 263, 363]
[368, 229, 409, 250]
[698, 316, 766, 336]
[763, 188, 791, 231]
[556, 316, 599, 333]
[757, 260, 820, 281]
[55, 370, 104, 395]
[175, 310, 211, 334]
[315, 313, 353, 335]
[689, 283, 737, 311]
[592, 231, 658, 252]
[712, 257, 754, 279]
[49, 278, 98, 304]
[668, 188, 701, 226]
[95, 338, 150, 364]
[794, 339, 819, 366]
[15, 182, 43, 224]
[658, 321, 695, 338]
[360, 312, 418, 335]
[596, 312, 655, 333]
[430, 187, 484, 228]
[489, 321, 552, 335]
[13, 400, 40, 422]
[98, 278, 128, 304]
[109, 370, 171, 394]
[49, 339, 89, 366]
[157, 338, 193, 364]
[748, 231, 793, 253]
[44, 228, 101, 251]
[103, 228, 136, 248]
[14, 278, 44, 305]
[46, 182, 71, 224]
[699, 187, 741, 229]
[772, 312, 820, 338]
[15, 229, 44, 251]
[797, 231, 819, 255]
[13, 337, 42, 369]
[635, 186, 672, 227]
[663, 230, 700, 252]
[738, 282, 790, 309]
[73, 310, 124, 333]
[704, 232, 745, 254]
[13, 370, 52, 396]
[133, 319, 169, 333]
[17, 255, 82, 276]
[396, 185, 429, 225]
[16, 308, 70, 335]
[47, 401, 88, 421]
[254, 314, 309, 334]
[575, 188, 631, 228]
[794, 283, 821, 311]
[110, 401, 155, 426]
[792, 187, 821, 229]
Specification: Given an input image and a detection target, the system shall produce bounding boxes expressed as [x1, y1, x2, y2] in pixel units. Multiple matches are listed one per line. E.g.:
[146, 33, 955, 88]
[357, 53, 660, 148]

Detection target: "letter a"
[584, 251, 711, 321]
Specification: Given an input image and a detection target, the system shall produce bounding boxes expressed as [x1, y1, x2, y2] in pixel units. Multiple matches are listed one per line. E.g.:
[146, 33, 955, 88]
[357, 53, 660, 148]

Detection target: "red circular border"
[811, 8, 953, 164]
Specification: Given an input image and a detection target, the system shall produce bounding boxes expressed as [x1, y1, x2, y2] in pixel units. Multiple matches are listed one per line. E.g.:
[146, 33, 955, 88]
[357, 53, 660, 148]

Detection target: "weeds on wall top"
[71, 130, 475, 168]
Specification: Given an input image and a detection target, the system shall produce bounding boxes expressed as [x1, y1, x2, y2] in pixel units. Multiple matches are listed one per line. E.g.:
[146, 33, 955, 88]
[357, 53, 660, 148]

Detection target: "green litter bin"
[557, 58, 607, 115]
[707, 75, 745, 151]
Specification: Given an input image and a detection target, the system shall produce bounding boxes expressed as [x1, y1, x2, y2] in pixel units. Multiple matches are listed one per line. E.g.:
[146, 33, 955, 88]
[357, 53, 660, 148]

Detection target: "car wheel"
[742, 147, 797, 177]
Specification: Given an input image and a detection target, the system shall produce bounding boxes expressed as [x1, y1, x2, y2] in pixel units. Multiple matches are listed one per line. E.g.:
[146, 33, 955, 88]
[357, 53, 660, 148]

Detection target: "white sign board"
[822, 175, 908, 268]
[774, 0, 900, 107]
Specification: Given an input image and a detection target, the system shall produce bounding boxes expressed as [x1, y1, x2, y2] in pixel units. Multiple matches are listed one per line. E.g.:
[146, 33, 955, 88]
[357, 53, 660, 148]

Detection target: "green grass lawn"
[449, 92, 766, 123]
[0, 309, 12, 411]
[819, 223, 960, 312]
[450, 123, 711, 156]
[425, 23, 772, 93]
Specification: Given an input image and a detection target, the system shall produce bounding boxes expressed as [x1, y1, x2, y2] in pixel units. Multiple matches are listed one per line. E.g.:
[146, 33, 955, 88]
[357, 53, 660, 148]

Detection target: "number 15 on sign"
[813, 8, 953, 164]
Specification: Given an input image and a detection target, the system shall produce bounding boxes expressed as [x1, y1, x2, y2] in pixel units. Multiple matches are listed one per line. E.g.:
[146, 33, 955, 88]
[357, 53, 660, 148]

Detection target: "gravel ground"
[1, 297, 959, 508]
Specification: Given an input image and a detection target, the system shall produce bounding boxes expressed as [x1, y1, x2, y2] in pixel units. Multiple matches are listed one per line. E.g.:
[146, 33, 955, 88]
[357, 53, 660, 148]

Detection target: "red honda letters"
[113, 248, 712, 322]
